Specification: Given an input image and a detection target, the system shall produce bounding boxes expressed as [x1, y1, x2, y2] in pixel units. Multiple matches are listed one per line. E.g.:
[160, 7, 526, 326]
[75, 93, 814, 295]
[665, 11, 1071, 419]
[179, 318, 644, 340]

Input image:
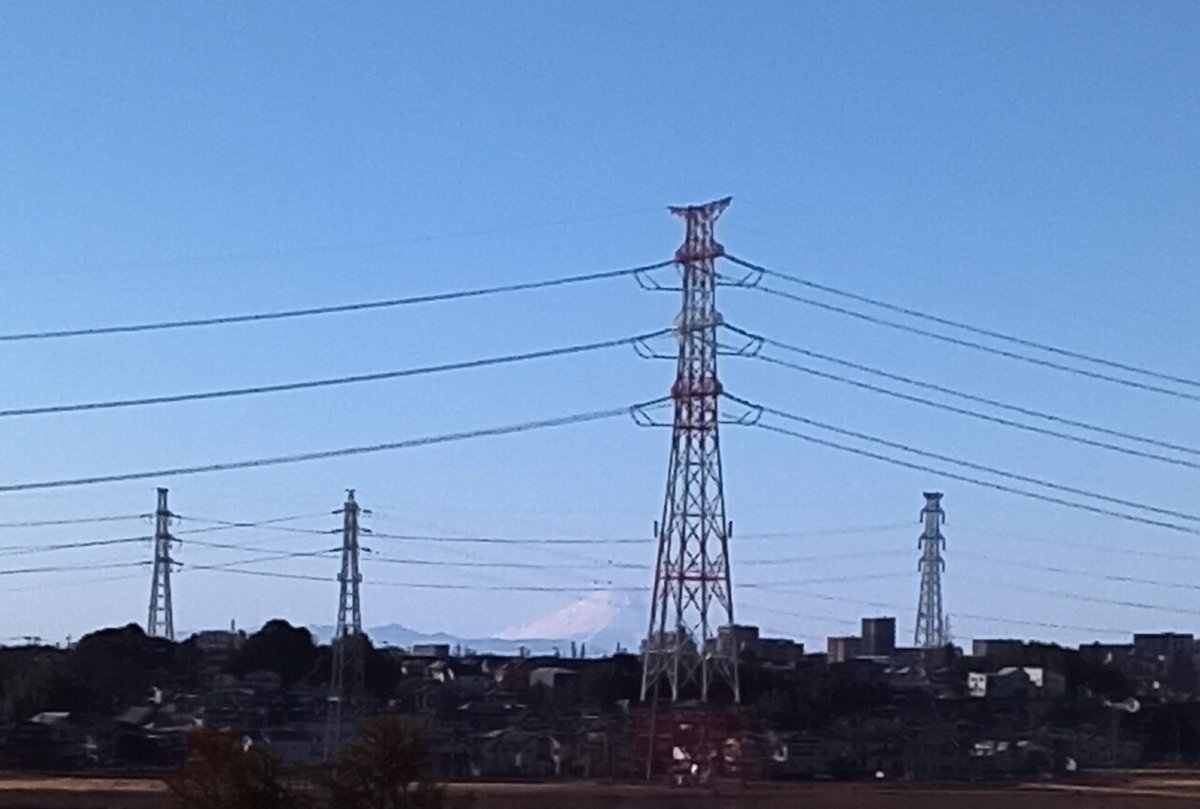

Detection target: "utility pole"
[641, 197, 739, 706]
[325, 489, 366, 759]
[914, 491, 947, 649]
[146, 487, 176, 641]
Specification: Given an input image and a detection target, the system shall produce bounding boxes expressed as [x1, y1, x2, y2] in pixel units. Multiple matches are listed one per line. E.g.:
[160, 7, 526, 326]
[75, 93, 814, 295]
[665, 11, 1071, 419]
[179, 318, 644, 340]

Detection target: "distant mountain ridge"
[307, 591, 647, 655]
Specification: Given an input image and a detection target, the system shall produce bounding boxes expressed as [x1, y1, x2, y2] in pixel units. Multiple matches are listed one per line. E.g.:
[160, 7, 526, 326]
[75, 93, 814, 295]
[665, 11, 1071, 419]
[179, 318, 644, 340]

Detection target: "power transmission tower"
[914, 491, 947, 648]
[641, 197, 739, 706]
[146, 487, 176, 641]
[324, 489, 367, 758]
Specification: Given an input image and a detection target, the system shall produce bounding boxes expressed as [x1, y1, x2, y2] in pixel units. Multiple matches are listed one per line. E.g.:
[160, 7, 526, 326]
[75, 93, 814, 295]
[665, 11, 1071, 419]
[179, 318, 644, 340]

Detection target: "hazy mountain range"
[309, 591, 647, 656]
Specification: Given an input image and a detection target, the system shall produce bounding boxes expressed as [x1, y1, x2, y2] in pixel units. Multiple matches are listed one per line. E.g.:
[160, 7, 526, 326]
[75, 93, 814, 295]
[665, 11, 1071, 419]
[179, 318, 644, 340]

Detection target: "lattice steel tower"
[914, 491, 947, 648]
[325, 489, 365, 757]
[146, 487, 176, 641]
[641, 197, 739, 704]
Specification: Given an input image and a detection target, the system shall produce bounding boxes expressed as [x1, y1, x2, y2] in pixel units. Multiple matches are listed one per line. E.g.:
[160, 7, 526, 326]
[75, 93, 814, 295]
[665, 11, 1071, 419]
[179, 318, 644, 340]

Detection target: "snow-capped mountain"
[309, 590, 647, 656]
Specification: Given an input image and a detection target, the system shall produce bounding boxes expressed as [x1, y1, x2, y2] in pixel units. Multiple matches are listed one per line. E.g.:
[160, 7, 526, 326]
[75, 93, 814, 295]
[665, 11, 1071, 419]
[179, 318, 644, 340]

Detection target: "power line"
[741, 572, 911, 589]
[25, 207, 666, 279]
[183, 537, 337, 555]
[0, 514, 145, 529]
[740, 549, 913, 566]
[956, 574, 1200, 618]
[0, 330, 673, 419]
[746, 413, 1200, 537]
[957, 550, 1200, 593]
[731, 275, 1200, 404]
[361, 551, 912, 572]
[751, 284, 1200, 402]
[366, 575, 908, 593]
[369, 531, 646, 546]
[733, 524, 913, 539]
[176, 561, 908, 593]
[730, 394, 1200, 530]
[727, 254, 1200, 393]
[364, 553, 645, 571]
[725, 324, 1200, 462]
[0, 402, 661, 493]
[367, 525, 911, 546]
[740, 601, 859, 629]
[5, 570, 147, 594]
[987, 530, 1200, 564]
[183, 548, 342, 572]
[0, 526, 232, 557]
[186, 567, 330, 584]
[0, 560, 148, 577]
[747, 352, 1200, 472]
[0, 535, 146, 555]
[0, 259, 673, 343]
[180, 515, 336, 536]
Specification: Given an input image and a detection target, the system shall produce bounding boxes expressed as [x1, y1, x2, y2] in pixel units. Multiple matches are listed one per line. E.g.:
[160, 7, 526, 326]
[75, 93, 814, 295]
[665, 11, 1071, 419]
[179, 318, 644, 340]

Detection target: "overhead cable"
[0, 535, 147, 556]
[746, 413, 1200, 536]
[740, 549, 913, 566]
[0, 514, 145, 529]
[368, 572, 909, 593]
[183, 548, 341, 572]
[365, 554, 644, 571]
[178, 564, 908, 593]
[362, 551, 911, 571]
[367, 525, 911, 546]
[0, 402, 661, 493]
[991, 531, 1200, 564]
[724, 324, 1200, 463]
[956, 574, 1200, 617]
[179, 516, 335, 536]
[957, 551, 1200, 593]
[746, 353, 1200, 471]
[0, 524, 253, 556]
[0, 259, 673, 343]
[727, 254, 1200, 393]
[186, 568, 329, 583]
[731, 272, 1200, 403]
[369, 531, 646, 546]
[5, 570, 148, 594]
[183, 538, 337, 555]
[0, 330, 674, 419]
[0, 560, 148, 577]
[729, 394, 1200, 529]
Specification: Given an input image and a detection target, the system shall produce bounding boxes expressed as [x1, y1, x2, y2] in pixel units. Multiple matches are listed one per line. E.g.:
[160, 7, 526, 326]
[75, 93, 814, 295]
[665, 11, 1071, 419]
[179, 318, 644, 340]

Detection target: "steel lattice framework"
[641, 197, 739, 704]
[146, 487, 175, 641]
[324, 488, 365, 758]
[914, 491, 947, 648]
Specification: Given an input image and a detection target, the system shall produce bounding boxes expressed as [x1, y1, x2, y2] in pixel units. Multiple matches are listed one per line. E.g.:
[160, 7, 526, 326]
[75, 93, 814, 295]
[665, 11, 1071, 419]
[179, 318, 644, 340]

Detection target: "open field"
[1, 773, 1200, 809]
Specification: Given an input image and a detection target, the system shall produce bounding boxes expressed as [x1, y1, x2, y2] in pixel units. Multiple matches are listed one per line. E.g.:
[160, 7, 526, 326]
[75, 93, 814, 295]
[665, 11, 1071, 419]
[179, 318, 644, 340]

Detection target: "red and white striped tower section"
[641, 197, 739, 705]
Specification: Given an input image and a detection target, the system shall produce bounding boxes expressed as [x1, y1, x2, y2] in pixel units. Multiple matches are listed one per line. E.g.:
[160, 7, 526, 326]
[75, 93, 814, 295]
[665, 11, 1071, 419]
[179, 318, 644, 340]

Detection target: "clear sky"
[1, 3, 1197, 649]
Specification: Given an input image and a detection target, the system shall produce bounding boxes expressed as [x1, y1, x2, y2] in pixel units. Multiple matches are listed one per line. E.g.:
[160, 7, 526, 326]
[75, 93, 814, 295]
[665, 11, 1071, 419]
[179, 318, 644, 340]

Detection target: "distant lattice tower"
[914, 491, 947, 648]
[146, 487, 176, 641]
[324, 489, 366, 758]
[641, 197, 739, 706]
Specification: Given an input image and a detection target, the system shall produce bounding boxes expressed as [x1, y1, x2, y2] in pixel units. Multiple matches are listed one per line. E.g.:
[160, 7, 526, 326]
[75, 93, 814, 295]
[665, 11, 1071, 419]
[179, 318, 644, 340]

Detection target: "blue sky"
[1, 3, 1197, 649]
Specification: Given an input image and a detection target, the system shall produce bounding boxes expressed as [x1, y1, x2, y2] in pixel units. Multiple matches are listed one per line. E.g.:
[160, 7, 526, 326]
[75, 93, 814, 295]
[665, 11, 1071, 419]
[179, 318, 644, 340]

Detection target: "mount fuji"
[310, 591, 647, 656]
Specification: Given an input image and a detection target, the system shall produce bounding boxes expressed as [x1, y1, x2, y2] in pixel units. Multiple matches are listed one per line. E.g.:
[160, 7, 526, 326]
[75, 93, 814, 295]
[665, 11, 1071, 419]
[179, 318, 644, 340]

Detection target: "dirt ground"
[0, 773, 1198, 808]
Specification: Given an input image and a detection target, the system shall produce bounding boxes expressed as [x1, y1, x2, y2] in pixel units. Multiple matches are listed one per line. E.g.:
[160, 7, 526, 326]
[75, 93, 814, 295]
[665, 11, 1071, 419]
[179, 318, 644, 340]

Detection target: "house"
[1, 713, 102, 769]
[968, 667, 1066, 700]
[529, 667, 582, 702]
[972, 639, 1026, 667]
[827, 636, 862, 663]
[470, 728, 563, 778]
